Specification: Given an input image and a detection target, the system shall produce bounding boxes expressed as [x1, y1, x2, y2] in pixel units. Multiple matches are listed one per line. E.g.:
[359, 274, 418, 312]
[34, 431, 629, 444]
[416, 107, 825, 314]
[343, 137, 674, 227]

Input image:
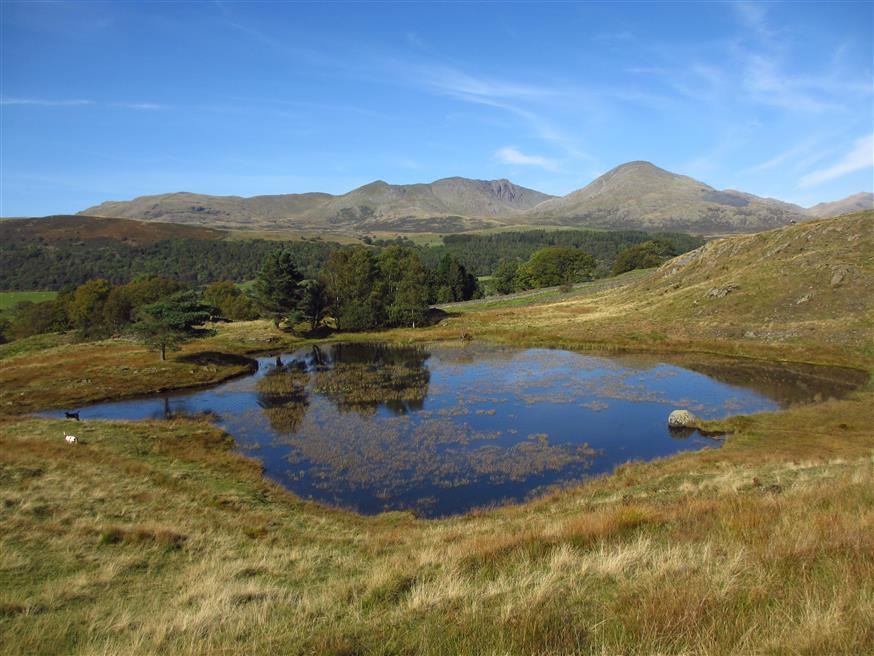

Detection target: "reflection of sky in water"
[44, 344, 837, 518]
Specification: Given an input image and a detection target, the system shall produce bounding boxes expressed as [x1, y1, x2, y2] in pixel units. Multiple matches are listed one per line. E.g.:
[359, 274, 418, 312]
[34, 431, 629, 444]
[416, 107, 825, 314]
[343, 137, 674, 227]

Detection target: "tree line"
[0, 246, 481, 350]
[421, 229, 703, 280]
[0, 227, 702, 292]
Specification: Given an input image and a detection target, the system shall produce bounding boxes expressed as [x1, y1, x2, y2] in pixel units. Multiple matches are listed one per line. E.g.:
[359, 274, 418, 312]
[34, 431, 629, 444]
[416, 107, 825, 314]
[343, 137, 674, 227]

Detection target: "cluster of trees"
[254, 246, 479, 332]
[0, 226, 705, 351]
[0, 276, 255, 359]
[611, 239, 687, 275]
[422, 229, 703, 279]
[2, 219, 703, 296]
[0, 245, 482, 347]
[492, 247, 597, 294]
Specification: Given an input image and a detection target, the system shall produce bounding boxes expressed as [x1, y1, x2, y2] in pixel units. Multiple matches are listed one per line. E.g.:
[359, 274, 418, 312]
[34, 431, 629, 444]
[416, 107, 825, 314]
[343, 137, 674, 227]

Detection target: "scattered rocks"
[668, 409, 697, 428]
[765, 242, 789, 258]
[795, 293, 813, 305]
[830, 268, 849, 287]
[706, 284, 739, 299]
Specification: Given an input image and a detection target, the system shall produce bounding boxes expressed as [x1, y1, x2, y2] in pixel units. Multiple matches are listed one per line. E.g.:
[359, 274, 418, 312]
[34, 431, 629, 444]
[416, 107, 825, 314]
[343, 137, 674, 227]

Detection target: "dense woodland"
[0, 223, 702, 291]
[0, 237, 334, 290]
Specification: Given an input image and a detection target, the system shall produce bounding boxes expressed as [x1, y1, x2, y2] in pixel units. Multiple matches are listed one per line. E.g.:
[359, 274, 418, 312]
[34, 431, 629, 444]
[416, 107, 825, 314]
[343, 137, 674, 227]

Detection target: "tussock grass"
[2, 213, 872, 653]
[2, 409, 872, 654]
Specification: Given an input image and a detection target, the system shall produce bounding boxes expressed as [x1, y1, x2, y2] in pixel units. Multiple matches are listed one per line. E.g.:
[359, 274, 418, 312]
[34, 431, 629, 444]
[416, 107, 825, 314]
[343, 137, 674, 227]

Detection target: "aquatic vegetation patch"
[41, 342, 861, 517]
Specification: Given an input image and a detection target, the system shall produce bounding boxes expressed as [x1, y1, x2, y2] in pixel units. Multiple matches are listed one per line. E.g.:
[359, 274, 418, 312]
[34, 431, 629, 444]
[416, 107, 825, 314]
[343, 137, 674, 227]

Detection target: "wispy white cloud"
[495, 146, 559, 171]
[594, 30, 635, 43]
[417, 65, 559, 106]
[390, 60, 597, 165]
[799, 134, 874, 187]
[405, 31, 426, 50]
[729, 3, 869, 113]
[733, 1, 778, 40]
[1, 97, 94, 107]
[745, 138, 830, 175]
[746, 143, 811, 174]
[738, 51, 845, 113]
[1, 97, 169, 110]
[114, 102, 168, 111]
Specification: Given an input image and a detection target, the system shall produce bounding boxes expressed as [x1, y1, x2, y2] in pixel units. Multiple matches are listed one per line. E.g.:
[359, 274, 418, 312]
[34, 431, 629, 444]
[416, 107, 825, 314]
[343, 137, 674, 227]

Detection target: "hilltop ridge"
[76, 163, 872, 236]
[526, 161, 809, 233]
[79, 177, 554, 233]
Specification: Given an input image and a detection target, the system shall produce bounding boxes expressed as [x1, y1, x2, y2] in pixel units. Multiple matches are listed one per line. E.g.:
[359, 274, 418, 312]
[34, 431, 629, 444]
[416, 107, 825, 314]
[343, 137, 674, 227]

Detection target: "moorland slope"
[525, 161, 808, 233]
[79, 177, 553, 233]
[0, 214, 224, 245]
[453, 210, 873, 367]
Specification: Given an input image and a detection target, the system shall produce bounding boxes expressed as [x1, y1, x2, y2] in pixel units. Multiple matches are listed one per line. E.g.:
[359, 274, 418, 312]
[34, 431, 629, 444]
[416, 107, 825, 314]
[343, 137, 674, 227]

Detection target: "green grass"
[0, 291, 57, 311]
[441, 269, 653, 313]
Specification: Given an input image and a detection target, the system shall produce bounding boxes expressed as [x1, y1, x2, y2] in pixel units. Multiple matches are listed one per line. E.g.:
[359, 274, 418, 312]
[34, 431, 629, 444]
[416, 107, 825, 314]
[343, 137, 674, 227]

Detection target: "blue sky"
[1, 1, 872, 217]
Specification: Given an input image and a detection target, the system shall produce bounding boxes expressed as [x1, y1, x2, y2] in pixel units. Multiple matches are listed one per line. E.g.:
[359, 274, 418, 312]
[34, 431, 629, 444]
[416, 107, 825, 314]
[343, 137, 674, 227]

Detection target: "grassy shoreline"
[2, 214, 873, 654]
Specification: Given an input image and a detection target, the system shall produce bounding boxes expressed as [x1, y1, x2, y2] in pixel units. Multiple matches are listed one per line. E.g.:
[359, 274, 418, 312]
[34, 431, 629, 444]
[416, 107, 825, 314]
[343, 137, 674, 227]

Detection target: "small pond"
[43, 343, 866, 517]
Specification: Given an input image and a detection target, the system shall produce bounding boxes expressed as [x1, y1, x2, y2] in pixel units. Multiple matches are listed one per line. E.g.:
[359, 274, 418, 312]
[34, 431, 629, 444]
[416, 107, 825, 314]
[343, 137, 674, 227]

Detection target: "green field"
[0, 290, 57, 311]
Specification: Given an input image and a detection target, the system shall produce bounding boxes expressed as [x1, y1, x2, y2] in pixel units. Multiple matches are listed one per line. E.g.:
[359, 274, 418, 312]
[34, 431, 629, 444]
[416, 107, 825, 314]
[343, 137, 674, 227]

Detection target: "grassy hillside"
[79, 178, 553, 232]
[445, 211, 873, 368]
[1, 212, 872, 654]
[525, 161, 809, 234]
[0, 215, 224, 245]
[72, 163, 866, 237]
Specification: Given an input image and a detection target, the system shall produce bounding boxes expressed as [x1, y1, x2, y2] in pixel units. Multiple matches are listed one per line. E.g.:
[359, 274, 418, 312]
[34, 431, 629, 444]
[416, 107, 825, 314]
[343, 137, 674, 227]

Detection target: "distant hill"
[79, 178, 554, 233]
[0, 214, 224, 245]
[0, 215, 335, 290]
[75, 163, 870, 236]
[806, 192, 874, 218]
[521, 161, 808, 234]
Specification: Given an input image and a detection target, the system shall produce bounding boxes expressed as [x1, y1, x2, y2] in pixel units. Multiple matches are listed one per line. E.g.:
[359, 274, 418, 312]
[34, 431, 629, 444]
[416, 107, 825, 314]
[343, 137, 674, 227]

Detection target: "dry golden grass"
[2, 400, 872, 655]
[1, 213, 872, 654]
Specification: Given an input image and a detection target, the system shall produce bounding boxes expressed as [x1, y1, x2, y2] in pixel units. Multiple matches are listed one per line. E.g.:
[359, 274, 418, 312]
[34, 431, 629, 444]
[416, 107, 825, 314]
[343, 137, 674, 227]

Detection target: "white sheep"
[64, 433, 78, 444]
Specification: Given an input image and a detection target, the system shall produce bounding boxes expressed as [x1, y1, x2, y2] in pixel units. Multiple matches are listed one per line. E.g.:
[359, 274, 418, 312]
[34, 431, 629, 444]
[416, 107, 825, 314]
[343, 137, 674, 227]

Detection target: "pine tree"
[253, 250, 304, 328]
[132, 290, 213, 361]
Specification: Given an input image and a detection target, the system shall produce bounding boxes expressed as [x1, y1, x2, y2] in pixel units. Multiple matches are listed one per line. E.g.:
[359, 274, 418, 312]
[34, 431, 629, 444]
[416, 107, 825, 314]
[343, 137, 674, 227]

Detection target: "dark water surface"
[43, 343, 866, 517]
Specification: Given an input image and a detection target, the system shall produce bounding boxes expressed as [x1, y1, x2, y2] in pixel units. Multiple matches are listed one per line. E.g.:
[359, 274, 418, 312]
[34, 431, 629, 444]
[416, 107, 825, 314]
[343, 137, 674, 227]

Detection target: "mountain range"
[78, 161, 872, 236]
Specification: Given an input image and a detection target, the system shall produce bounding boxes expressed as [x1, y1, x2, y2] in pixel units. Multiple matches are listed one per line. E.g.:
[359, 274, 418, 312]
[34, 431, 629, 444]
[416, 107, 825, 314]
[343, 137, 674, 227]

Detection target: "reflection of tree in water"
[256, 355, 311, 433]
[312, 343, 431, 415]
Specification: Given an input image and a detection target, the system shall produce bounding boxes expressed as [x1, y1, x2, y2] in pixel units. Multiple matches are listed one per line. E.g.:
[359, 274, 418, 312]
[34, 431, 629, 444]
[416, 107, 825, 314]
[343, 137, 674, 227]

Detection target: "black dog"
[64, 411, 80, 421]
